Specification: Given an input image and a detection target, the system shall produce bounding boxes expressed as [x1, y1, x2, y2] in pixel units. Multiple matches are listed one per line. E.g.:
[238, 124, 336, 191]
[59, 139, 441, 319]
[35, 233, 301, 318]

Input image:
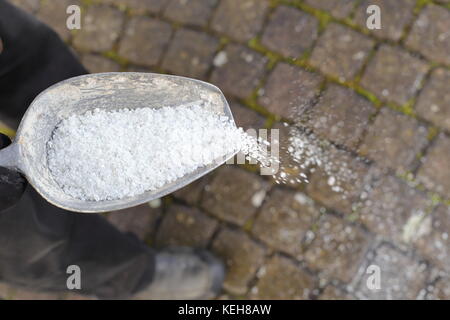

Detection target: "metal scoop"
[0, 72, 237, 213]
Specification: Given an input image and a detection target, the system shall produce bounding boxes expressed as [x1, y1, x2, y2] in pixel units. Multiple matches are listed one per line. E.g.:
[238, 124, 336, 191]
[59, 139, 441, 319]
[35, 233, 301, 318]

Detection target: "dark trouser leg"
[0, 0, 155, 299]
[0, 188, 155, 299]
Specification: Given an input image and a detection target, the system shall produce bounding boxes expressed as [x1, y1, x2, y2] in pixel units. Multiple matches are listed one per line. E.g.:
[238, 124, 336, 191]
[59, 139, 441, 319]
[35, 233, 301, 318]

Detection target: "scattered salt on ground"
[47, 104, 272, 201]
[273, 105, 360, 194]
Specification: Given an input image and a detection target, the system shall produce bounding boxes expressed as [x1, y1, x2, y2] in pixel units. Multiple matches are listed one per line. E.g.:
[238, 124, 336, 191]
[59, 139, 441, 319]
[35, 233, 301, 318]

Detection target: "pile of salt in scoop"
[47, 104, 271, 201]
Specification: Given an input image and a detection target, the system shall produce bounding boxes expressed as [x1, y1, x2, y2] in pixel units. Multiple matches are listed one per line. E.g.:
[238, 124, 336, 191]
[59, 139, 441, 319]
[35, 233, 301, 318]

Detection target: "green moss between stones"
[102, 50, 129, 67]
[243, 219, 254, 232]
[415, 0, 434, 13]
[427, 126, 439, 141]
[80, 0, 95, 7]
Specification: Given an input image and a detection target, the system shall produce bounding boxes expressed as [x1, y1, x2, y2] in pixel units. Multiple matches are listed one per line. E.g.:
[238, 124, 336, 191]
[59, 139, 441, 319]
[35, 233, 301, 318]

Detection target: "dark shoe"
[135, 247, 225, 300]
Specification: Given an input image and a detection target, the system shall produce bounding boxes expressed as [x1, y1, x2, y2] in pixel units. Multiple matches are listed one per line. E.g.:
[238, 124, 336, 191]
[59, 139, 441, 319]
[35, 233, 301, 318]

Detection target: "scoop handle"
[0, 142, 19, 170]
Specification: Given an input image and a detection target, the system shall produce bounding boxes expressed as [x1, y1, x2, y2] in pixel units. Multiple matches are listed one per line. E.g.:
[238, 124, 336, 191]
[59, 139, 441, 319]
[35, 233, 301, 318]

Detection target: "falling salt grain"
[251, 190, 267, 207]
[327, 176, 336, 186]
[213, 51, 228, 67]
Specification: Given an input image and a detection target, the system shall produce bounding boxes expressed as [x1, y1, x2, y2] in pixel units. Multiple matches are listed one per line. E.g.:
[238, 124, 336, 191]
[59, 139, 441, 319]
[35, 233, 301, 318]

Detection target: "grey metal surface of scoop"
[0, 72, 237, 213]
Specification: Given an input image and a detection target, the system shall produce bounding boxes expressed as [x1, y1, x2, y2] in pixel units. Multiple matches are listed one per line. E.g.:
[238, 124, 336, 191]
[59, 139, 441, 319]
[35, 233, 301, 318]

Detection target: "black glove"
[0, 0, 87, 122]
[0, 133, 27, 211]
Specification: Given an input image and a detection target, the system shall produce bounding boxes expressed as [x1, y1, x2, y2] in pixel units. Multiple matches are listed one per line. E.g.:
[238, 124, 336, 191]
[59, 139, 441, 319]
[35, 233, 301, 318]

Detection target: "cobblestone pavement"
[1, 0, 450, 300]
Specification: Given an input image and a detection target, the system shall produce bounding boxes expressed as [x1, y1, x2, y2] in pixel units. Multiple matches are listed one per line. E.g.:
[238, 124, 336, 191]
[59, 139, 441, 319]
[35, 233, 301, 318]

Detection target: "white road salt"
[47, 104, 267, 201]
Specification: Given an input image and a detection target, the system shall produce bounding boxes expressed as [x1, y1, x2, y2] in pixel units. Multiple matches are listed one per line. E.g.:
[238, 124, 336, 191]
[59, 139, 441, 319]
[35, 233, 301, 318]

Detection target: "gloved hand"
[0, 133, 27, 211]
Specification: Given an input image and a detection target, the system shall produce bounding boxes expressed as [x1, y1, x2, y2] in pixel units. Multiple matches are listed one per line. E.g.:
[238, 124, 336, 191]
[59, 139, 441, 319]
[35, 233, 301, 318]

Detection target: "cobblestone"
[99, 0, 166, 14]
[212, 228, 265, 295]
[353, 0, 416, 41]
[211, 0, 269, 42]
[73, 5, 124, 53]
[310, 23, 374, 82]
[318, 286, 354, 300]
[258, 63, 323, 119]
[162, 29, 219, 79]
[426, 274, 450, 300]
[155, 205, 218, 248]
[81, 54, 121, 73]
[304, 0, 357, 19]
[359, 170, 431, 245]
[202, 166, 270, 226]
[306, 147, 369, 215]
[359, 108, 429, 174]
[210, 44, 268, 99]
[173, 174, 211, 206]
[414, 205, 450, 273]
[303, 214, 370, 283]
[261, 6, 319, 59]
[306, 83, 375, 150]
[118, 17, 172, 67]
[37, 0, 80, 41]
[360, 45, 429, 105]
[252, 188, 320, 260]
[251, 255, 315, 299]
[416, 68, 450, 132]
[107, 204, 161, 241]
[406, 4, 450, 66]
[417, 134, 450, 198]
[229, 101, 266, 130]
[355, 245, 428, 299]
[164, 0, 217, 27]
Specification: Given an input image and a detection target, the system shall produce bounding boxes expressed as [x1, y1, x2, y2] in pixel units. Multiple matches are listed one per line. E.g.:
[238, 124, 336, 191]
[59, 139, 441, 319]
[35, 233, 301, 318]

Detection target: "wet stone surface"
[212, 228, 266, 295]
[81, 54, 121, 73]
[360, 45, 429, 106]
[163, 0, 218, 27]
[310, 23, 374, 82]
[211, 0, 269, 42]
[107, 203, 161, 241]
[162, 29, 219, 79]
[416, 68, 450, 132]
[306, 147, 370, 215]
[303, 214, 370, 283]
[250, 255, 316, 299]
[37, 0, 81, 41]
[73, 5, 125, 53]
[252, 188, 321, 260]
[359, 108, 429, 174]
[210, 44, 268, 99]
[426, 274, 450, 300]
[417, 134, 450, 198]
[406, 4, 450, 66]
[229, 101, 266, 131]
[306, 83, 375, 150]
[99, 0, 167, 14]
[258, 63, 323, 119]
[172, 174, 212, 206]
[414, 206, 450, 273]
[355, 245, 428, 300]
[261, 6, 319, 59]
[353, 0, 416, 41]
[201, 166, 270, 226]
[358, 170, 432, 245]
[155, 205, 218, 248]
[118, 17, 172, 67]
[304, 0, 357, 19]
[318, 285, 354, 300]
